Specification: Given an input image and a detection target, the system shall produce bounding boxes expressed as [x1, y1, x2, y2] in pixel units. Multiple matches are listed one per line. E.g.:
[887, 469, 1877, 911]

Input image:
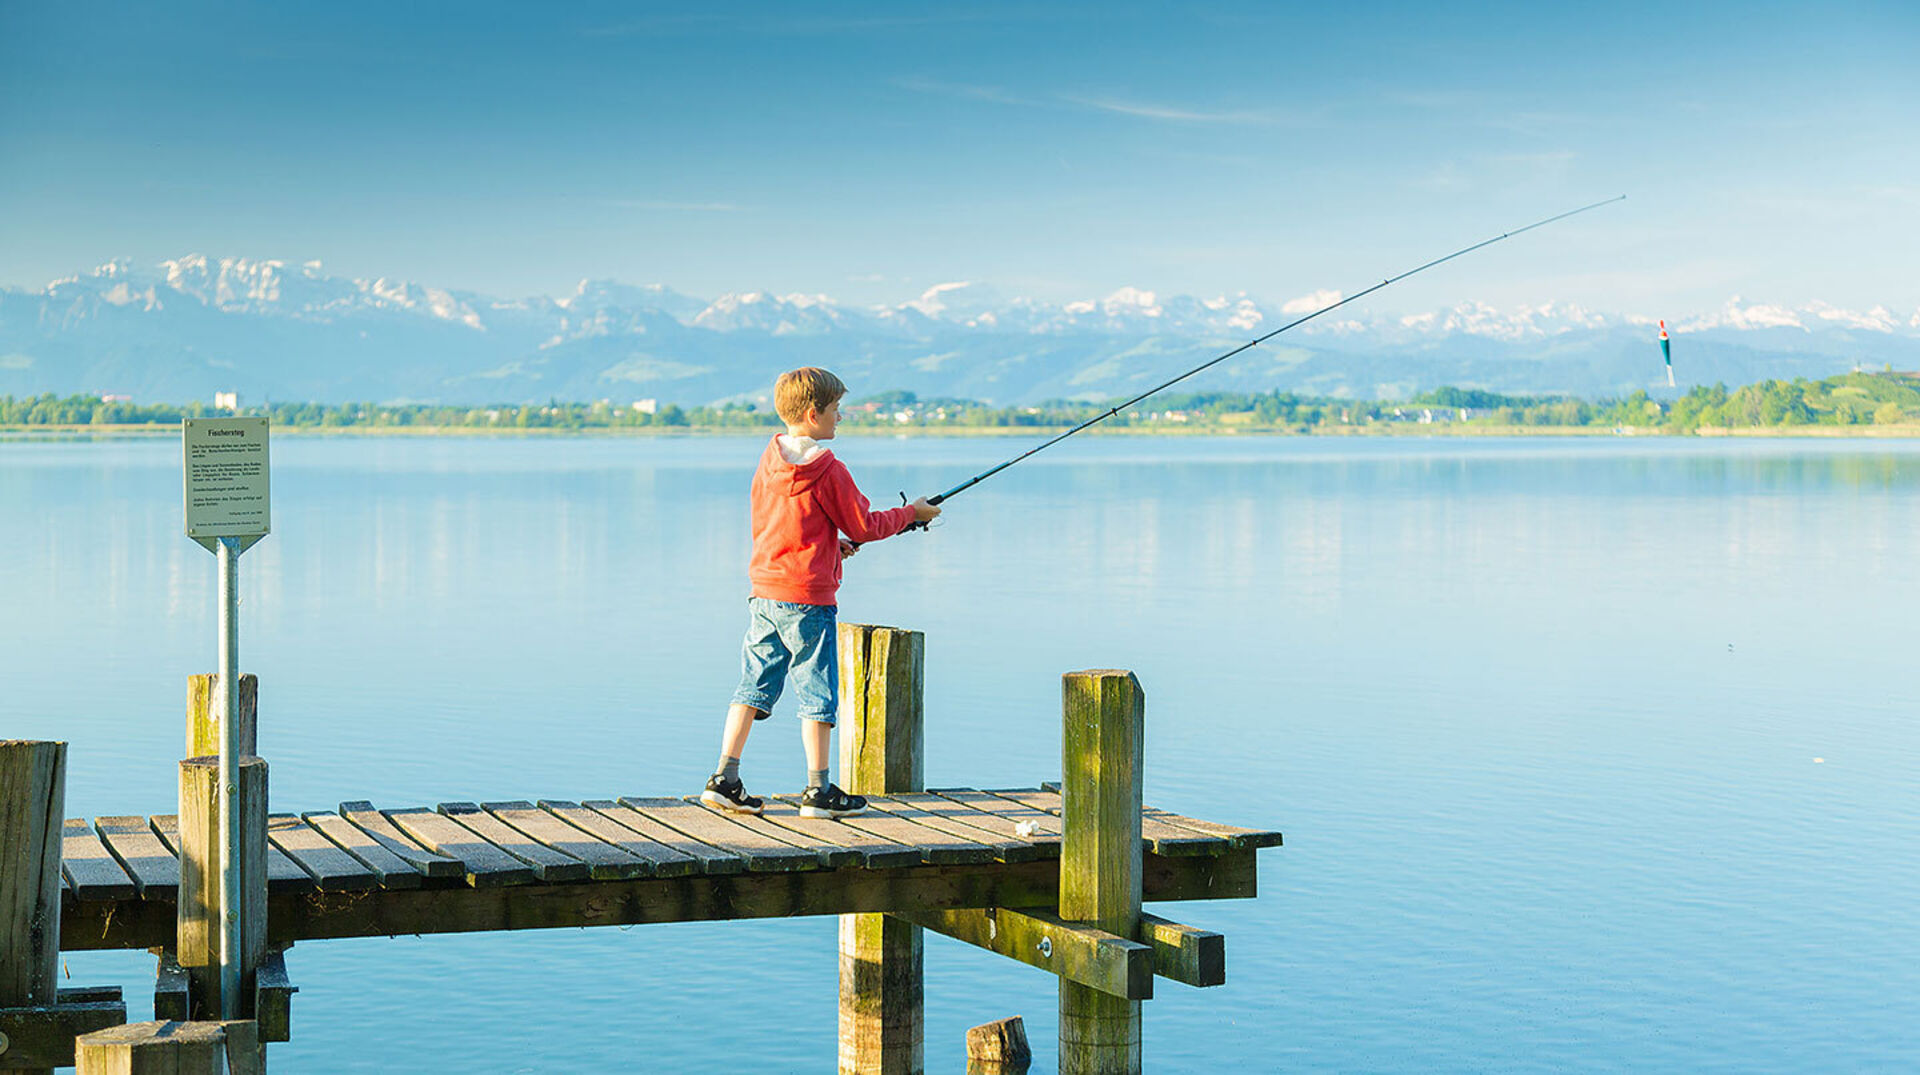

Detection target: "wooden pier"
[4, 624, 1282, 1074]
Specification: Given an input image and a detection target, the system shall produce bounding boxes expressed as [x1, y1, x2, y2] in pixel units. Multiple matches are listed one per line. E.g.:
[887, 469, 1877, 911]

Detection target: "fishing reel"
[901, 491, 941, 533]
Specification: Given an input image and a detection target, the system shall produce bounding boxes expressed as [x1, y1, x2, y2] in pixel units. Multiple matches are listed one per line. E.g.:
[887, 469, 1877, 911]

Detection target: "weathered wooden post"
[837, 623, 926, 1075]
[75, 1020, 262, 1074]
[177, 755, 268, 1021]
[1, 740, 64, 1075]
[1, 741, 125, 1073]
[966, 1015, 1033, 1074]
[1058, 671, 1145, 1075]
[187, 673, 258, 759]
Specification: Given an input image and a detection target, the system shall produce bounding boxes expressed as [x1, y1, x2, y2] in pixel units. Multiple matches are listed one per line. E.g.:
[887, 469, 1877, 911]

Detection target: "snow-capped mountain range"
[5, 256, 1916, 406]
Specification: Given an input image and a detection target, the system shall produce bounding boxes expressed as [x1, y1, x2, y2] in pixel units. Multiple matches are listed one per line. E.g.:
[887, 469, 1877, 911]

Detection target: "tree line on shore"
[4, 370, 1917, 433]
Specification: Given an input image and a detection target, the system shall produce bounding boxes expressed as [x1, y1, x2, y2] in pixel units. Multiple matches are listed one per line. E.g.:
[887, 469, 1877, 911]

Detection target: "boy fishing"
[702, 367, 940, 818]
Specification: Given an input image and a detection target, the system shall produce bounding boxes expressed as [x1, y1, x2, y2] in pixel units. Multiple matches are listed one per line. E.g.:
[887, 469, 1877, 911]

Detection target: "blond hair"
[774, 367, 847, 423]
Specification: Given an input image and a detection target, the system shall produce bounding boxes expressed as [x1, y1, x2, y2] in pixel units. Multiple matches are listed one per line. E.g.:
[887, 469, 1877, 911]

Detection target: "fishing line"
[897, 195, 1626, 531]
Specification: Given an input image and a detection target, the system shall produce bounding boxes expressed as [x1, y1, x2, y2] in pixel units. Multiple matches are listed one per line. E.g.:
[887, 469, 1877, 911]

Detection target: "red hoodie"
[748, 435, 916, 605]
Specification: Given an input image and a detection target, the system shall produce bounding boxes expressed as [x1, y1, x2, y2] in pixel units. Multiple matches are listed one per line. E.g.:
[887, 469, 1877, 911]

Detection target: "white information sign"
[183, 417, 271, 547]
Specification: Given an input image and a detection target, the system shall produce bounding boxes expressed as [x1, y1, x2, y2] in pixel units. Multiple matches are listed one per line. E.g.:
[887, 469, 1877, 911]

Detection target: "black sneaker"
[701, 774, 764, 815]
[799, 783, 867, 819]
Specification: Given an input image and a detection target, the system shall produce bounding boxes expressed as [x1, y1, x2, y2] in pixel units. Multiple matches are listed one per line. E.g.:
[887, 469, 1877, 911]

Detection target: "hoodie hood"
[763, 434, 833, 493]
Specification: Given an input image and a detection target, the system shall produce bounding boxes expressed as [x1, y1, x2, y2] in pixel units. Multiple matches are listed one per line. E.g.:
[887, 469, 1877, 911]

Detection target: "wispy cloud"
[585, 12, 1017, 39]
[896, 78, 1305, 126]
[601, 199, 745, 212]
[1059, 95, 1294, 125]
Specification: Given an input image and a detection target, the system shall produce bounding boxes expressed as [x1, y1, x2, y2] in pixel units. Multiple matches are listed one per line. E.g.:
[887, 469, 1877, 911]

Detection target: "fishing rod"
[898, 195, 1626, 530]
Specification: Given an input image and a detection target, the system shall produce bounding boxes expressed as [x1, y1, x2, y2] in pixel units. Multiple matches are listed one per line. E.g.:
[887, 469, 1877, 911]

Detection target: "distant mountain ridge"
[4, 256, 1916, 406]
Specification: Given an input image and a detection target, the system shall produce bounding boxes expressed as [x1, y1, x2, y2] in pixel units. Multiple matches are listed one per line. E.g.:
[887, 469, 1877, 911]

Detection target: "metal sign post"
[182, 416, 270, 1019]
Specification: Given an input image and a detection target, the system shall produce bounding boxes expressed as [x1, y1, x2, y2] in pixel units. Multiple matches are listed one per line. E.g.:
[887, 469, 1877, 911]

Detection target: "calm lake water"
[5, 433, 1917, 1073]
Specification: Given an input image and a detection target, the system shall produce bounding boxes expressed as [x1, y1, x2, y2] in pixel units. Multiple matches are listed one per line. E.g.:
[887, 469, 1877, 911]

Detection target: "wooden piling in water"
[966, 1015, 1032, 1074]
[177, 756, 268, 1019]
[837, 623, 926, 1075]
[1058, 671, 1145, 1075]
[1, 740, 65, 1075]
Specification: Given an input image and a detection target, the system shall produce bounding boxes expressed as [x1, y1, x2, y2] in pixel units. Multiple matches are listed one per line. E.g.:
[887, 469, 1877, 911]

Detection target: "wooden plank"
[298, 812, 425, 890]
[1141, 808, 1285, 851]
[335, 802, 463, 881]
[260, 857, 1064, 944]
[920, 790, 1062, 849]
[1139, 913, 1225, 988]
[1029, 784, 1276, 847]
[536, 801, 700, 878]
[152, 813, 314, 895]
[770, 796, 995, 867]
[61, 819, 137, 901]
[863, 793, 1046, 863]
[437, 803, 591, 884]
[903, 906, 1153, 1000]
[980, 788, 1227, 857]
[479, 802, 650, 881]
[380, 806, 535, 887]
[987, 786, 1063, 813]
[91, 817, 179, 901]
[616, 797, 820, 873]
[676, 802, 862, 869]
[0, 996, 127, 1071]
[578, 801, 747, 875]
[929, 788, 1066, 844]
[1136, 815, 1228, 857]
[62, 848, 1261, 952]
[753, 800, 923, 868]
[266, 815, 377, 892]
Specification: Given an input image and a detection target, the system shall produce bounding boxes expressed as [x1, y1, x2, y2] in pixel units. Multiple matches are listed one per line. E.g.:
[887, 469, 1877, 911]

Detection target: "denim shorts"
[730, 597, 838, 724]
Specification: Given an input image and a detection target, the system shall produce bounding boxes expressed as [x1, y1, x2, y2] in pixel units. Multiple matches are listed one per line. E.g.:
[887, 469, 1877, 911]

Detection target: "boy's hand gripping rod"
[898, 195, 1625, 531]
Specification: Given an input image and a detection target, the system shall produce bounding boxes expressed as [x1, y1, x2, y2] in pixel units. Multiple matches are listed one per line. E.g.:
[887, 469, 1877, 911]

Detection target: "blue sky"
[3, 1, 1916, 315]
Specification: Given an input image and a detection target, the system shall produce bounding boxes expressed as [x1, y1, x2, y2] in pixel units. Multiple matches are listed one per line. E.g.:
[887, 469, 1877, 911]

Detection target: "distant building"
[214, 392, 239, 411]
[100, 393, 131, 403]
[632, 399, 658, 415]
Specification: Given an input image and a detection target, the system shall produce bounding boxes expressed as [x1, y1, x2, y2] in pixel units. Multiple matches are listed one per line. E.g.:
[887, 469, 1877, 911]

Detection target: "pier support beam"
[177, 756, 268, 1022]
[837, 624, 925, 1075]
[1058, 671, 1145, 1075]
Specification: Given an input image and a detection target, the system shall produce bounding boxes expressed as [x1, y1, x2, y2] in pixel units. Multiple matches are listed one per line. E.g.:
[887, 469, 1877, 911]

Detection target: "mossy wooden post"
[1058, 671, 1145, 1075]
[1, 740, 66, 1075]
[187, 673, 257, 759]
[837, 623, 925, 1075]
[178, 755, 268, 1020]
